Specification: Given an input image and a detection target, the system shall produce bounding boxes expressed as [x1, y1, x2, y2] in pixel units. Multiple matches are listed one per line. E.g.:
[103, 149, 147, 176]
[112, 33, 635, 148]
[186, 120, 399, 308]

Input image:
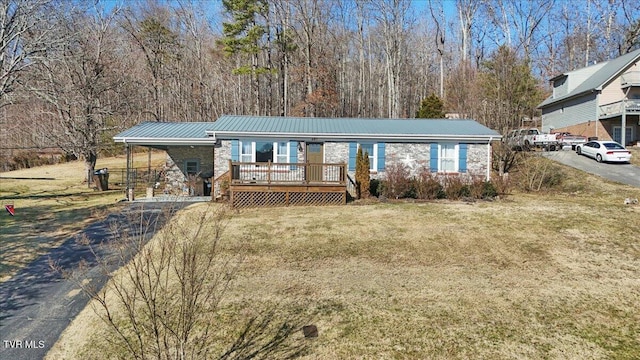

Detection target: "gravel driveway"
[541, 148, 640, 188]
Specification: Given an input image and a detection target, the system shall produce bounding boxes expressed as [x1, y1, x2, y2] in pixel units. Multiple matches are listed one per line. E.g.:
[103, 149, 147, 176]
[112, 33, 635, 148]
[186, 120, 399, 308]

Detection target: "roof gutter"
[206, 131, 501, 142]
[113, 137, 216, 146]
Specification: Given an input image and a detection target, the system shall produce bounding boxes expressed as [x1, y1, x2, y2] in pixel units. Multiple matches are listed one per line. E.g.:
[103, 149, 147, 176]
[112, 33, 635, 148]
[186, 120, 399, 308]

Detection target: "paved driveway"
[0, 202, 186, 360]
[541, 148, 640, 188]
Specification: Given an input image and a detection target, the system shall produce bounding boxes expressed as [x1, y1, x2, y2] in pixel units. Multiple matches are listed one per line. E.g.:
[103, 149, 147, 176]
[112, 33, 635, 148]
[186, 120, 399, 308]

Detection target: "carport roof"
[113, 122, 215, 148]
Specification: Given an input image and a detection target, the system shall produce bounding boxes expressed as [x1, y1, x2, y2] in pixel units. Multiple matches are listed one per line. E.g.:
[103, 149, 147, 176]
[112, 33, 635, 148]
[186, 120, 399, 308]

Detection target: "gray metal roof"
[208, 115, 500, 141]
[114, 116, 501, 146]
[538, 48, 640, 108]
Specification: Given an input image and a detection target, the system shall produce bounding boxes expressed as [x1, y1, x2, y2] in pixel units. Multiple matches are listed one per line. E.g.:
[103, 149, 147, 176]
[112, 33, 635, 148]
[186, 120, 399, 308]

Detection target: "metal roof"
[538, 48, 640, 108]
[113, 122, 215, 148]
[114, 116, 501, 146]
[207, 115, 500, 142]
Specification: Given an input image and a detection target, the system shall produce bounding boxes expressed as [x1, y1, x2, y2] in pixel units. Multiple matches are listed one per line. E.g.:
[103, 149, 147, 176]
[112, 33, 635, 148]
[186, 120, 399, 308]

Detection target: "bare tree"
[32, 3, 126, 183]
[121, 3, 181, 121]
[371, 0, 412, 118]
[0, 0, 55, 107]
[52, 203, 307, 359]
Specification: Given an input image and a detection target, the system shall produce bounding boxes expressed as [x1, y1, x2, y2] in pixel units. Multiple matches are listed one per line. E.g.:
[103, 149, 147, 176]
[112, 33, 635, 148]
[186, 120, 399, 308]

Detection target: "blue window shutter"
[459, 143, 467, 173]
[430, 143, 438, 172]
[348, 143, 357, 171]
[377, 142, 385, 171]
[289, 142, 297, 170]
[231, 140, 239, 161]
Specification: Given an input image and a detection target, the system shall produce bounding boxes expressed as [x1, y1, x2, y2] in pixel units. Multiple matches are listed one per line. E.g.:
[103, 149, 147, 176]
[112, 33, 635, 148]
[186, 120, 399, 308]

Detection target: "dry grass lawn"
[628, 147, 640, 167]
[46, 162, 640, 359]
[0, 151, 165, 282]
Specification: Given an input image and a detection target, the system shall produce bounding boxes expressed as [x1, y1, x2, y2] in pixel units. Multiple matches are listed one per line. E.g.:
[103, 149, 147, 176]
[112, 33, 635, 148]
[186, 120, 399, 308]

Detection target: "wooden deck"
[220, 161, 348, 208]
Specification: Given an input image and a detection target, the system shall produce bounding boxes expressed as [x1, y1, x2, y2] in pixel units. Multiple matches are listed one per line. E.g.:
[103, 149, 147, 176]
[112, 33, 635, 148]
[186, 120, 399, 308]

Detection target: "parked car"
[555, 132, 587, 150]
[505, 128, 561, 151]
[575, 140, 632, 163]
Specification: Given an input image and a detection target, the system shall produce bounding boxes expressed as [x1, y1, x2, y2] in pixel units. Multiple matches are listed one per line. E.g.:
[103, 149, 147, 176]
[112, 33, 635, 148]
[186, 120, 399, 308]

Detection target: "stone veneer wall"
[213, 141, 232, 180]
[210, 140, 492, 196]
[165, 146, 214, 195]
[327, 142, 491, 180]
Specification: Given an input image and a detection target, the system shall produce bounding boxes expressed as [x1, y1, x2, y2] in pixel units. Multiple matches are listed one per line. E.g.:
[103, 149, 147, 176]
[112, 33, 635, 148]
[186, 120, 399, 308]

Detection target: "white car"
[575, 140, 632, 163]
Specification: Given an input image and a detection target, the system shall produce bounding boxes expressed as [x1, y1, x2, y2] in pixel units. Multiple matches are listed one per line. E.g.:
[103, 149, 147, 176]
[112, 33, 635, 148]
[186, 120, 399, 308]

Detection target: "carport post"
[126, 143, 132, 200]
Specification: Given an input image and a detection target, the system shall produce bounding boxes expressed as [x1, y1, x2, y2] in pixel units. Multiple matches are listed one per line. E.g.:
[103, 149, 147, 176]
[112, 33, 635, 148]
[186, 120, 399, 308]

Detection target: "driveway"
[541, 148, 640, 188]
[0, 201, 186, 360]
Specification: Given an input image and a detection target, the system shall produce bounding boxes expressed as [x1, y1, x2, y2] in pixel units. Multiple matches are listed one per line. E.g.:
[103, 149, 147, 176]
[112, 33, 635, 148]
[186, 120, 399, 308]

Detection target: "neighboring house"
[538, 48, 640, 146]
[114, 115, 500, 207]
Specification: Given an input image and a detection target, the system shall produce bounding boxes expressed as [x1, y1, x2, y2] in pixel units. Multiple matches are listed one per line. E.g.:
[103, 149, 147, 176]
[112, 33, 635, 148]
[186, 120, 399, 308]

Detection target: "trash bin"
[93, 168, 109, 191]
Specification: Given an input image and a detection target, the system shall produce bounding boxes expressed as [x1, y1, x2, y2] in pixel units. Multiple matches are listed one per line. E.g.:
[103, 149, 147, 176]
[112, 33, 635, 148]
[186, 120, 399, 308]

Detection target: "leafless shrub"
[51, 203, 307, 359]
[413, 168, 443, 200]
[380, 163, 411, 199]
[491, 173, 513, 196]
[516, 155, 564, 192]
[492, 141, 524, 174]
[442, 175, 468, 200]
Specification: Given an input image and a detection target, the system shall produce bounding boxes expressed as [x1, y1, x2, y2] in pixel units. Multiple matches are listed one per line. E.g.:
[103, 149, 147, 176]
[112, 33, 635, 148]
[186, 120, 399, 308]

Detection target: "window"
[358, 143, 377, 171]
[430, 143, 466, 174]
[238, 141, 290, 163]
[276, 142, 289, 163]
[348, 143, 385, 172]
[256, 141, 273, 162]
[184, 159, 199, 175]
[438, 143, 458, 172]
[240, 141, 253, 162]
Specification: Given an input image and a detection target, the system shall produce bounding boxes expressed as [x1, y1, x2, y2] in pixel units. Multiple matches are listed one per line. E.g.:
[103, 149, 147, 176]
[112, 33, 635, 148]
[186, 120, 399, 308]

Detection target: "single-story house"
[538, 48, 640, 146]
[114, 115, 501, 207]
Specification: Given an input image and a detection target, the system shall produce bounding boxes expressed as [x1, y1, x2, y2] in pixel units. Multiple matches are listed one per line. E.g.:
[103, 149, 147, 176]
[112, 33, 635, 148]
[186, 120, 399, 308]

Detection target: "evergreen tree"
[355, 146, 370, 199]
[219, 0, 269, 115]
[416, 93, 446, 118]
[479, 46, 544, 132]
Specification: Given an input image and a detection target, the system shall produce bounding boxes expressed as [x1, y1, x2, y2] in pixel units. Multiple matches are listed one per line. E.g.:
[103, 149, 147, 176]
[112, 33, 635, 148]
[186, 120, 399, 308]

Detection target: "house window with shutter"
[430, 143, 467, 173]
[348, 142, 386, 172]
[439, 143, 458, 172]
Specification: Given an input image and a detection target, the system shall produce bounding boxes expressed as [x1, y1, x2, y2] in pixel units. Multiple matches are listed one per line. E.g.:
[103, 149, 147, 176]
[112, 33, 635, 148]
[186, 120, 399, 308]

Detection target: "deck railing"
[228, 160, 346, 184]
[599, 99, 640, 117]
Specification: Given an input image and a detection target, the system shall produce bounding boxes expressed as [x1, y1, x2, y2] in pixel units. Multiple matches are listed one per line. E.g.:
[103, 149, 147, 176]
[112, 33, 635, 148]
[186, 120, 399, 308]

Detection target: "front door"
[306, 143, 323, 182]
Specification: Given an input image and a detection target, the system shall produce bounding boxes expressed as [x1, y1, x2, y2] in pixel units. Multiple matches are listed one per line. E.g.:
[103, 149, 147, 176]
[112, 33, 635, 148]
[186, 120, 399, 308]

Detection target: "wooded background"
[1, 0, 639, 174]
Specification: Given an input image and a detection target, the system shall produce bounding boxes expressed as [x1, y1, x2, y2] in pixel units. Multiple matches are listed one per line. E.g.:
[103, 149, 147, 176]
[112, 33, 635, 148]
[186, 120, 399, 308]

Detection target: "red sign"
[5, 204, 14, 216]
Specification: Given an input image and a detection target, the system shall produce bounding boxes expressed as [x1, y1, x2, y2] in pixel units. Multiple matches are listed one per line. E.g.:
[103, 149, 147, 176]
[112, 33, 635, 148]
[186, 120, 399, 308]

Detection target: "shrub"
[442, 175, 468, 200]
[516, 155, 564, 192]
[380, 163, 411, 199]
[369, 178, 381, 197]
[414, 169, 443, 200]
[492, 173, 512, 196]
[467, 176, 498, 200]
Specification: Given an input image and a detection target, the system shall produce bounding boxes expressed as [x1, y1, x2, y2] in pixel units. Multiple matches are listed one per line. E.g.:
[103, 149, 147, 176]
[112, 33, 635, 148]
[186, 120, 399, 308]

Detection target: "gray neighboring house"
[114, 115, 500, 206]
[538, 48, 640, 146]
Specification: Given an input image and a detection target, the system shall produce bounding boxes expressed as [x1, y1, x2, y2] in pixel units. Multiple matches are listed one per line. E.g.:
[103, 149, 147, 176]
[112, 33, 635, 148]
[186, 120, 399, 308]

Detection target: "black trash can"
[93, 168, 109, 191]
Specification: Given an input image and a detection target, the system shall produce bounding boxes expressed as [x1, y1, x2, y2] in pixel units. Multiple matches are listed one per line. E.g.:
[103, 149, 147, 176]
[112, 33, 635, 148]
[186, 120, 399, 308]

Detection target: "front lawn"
[48, 178, 640, 359]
